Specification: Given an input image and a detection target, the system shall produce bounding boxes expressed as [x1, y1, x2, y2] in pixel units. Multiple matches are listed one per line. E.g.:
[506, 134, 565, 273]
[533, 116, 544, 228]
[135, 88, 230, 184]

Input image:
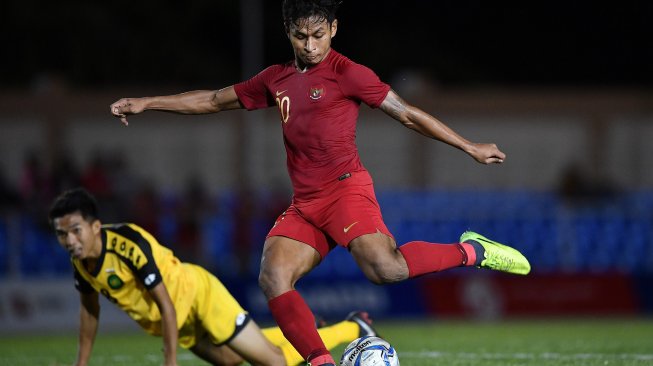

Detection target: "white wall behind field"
[0, 279, 138, 334]
[1, 89, 652, 194]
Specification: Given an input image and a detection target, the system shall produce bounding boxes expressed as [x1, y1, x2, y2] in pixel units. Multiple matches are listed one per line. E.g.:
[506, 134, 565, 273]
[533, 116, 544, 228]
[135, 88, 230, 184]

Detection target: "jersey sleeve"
[338, 62, 391, 108]
[73, 266, 95, 293]
[233, 65, 279, 110]
[108, 225, 163, 290]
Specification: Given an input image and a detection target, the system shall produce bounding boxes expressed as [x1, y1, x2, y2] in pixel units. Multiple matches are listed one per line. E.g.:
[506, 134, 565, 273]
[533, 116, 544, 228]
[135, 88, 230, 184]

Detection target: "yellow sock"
[261, 327, 303, 366]
[261, 321, 360, 366]
[261, 326, 286, 346]
[317, 320, 359, 351]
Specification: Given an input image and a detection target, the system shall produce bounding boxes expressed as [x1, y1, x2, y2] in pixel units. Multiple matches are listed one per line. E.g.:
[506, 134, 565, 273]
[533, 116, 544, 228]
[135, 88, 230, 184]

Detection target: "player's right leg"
[259, 311, 374, 366]
[260, 235, 336, 366]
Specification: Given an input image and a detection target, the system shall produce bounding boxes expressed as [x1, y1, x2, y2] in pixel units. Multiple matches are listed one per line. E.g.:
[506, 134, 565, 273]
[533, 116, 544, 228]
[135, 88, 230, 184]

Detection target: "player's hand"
[110, 98, 146, 126]
[467, 142, 506, 164]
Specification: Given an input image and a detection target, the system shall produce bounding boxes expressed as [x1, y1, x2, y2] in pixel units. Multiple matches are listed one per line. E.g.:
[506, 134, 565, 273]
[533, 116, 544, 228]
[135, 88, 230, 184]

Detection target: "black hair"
[48, 188, 99, 226]
[282, 0, 342, 29]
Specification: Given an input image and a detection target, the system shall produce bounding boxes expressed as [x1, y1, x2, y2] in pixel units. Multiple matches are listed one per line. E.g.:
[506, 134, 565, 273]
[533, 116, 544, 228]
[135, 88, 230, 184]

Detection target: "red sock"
[398, 241, 477, 278]
[268, 290, 333, 363]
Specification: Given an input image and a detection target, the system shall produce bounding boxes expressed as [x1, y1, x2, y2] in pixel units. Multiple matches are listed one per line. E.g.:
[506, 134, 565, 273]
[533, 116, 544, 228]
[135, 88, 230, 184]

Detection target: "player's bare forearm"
[76, 293, 100, 366]
[145, 88, 241, 114]
[150, 283, 179, 366]
[110, 86, 241, 126]
[380, 90, 471, 149]
[161, 308, 179, 366]
[380, 90, 506, 164]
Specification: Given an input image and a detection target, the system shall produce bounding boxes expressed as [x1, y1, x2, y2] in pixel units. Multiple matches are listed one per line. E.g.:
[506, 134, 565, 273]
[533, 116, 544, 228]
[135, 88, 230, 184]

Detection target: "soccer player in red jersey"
[111, 1, 531, 365]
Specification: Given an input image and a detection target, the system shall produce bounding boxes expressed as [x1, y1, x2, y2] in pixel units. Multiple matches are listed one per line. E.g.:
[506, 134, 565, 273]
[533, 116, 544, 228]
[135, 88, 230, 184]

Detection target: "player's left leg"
[189, 321, 286, 366]
[348, 226, 529, 282]
[184, 264, 286, 365]
[329, 178, 530, 280]
[189, 334, 246, 366]
[225, 320, 287, 366]
[347, 231, 409, 284]
[460, 231, 531, 275]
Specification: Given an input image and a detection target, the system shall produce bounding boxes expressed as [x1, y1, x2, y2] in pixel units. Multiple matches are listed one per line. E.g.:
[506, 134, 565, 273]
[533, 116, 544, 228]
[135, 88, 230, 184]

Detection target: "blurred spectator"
[80, 152, 111, 199]
[0, 165, 20, 213]
[50, 153, 80, 196]
[19, 152, 52, 226]
[107, 153, 137, 201]
[20, 152, 46, 202]
[128, 183, 160, 238]
[263, 184, 292, 226]
[233, 187, 257, 275]
[558, 163, 619, 204]
[174, 178, 214, 264]
[104, 153, 138, 222]
[232, 184, 291, 275]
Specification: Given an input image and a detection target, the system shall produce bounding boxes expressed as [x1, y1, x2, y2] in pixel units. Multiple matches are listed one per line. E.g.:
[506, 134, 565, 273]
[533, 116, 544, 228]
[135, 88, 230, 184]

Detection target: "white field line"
[402, 351, 653, 361]
[6, 351, 653, 364]
[8, 353, 197, 365]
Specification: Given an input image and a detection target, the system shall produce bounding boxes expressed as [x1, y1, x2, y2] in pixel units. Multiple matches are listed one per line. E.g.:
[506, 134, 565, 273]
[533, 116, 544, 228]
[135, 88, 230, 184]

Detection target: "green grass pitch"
[1, 318, 652, 365]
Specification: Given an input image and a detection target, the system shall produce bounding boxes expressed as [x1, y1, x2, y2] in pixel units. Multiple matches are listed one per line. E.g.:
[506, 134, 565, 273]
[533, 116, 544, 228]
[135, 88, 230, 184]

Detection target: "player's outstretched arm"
[110, 86, 242, 126]
[75, 292, 100, 366]
[379, 90, 506, 164]
[149, 283, 179, 366]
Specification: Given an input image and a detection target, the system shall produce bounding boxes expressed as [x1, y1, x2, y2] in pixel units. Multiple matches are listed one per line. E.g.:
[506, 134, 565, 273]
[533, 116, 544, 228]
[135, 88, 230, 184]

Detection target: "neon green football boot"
[460, 231, 531, 275]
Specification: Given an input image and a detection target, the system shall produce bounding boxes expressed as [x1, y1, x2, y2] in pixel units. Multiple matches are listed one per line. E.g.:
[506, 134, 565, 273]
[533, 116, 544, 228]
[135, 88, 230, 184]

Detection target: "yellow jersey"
[73, 223, 197, 336]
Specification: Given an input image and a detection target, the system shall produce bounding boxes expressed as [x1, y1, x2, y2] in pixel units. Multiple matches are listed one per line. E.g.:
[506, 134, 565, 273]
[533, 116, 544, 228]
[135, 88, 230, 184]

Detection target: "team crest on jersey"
[107, 274, 124, 289]
[309, 84, 325, 100]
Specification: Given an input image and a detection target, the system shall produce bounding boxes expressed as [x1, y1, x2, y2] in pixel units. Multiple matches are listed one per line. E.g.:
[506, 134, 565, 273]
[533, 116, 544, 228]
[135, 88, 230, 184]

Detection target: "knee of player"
[257, 270, 273, 291]
[268, 345, 286, 366]
[257, 267, 288, 293]
[362, 264, 404, 285]
[355, 251, 407, 285]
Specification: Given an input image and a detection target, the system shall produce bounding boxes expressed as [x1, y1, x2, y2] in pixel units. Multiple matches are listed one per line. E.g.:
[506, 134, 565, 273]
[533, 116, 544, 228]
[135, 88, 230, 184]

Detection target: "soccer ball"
[339, 336, 399, 366]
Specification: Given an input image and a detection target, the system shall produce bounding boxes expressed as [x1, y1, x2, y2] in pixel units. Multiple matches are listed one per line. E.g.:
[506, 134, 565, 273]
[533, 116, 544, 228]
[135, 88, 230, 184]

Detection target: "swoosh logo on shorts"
[343, 221, 359, 233]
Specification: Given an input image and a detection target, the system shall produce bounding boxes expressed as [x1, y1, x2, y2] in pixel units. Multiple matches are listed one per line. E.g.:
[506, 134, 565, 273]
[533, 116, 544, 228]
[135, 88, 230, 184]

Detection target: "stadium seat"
[202, 215, 237, 276]
[13, 189, 653, 278]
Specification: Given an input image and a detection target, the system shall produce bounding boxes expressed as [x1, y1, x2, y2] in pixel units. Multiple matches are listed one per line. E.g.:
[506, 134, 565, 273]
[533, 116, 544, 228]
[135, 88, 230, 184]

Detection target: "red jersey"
[234, 50, 390, 200]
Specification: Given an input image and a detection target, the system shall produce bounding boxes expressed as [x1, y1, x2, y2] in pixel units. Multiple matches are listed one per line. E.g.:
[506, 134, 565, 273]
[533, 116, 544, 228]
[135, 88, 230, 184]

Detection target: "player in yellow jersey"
[49, 188, 376, 366]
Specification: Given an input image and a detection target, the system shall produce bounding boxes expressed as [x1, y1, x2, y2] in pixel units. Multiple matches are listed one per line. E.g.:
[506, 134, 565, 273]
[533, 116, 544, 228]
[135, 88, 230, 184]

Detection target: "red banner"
[419, 272, 639, 318]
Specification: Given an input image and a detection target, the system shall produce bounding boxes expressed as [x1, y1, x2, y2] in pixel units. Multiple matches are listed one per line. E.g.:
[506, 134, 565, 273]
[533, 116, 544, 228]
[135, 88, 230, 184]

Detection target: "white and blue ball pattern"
[339, 336, 399, 366]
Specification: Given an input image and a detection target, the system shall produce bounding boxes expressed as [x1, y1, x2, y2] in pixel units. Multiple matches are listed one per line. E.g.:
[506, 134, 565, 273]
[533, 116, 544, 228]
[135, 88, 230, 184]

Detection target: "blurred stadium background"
[1, 0, 652, 337]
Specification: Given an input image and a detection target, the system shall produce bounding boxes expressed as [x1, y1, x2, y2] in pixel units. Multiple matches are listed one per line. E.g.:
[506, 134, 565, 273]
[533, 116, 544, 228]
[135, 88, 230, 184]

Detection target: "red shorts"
[267, 170, 393, 259]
